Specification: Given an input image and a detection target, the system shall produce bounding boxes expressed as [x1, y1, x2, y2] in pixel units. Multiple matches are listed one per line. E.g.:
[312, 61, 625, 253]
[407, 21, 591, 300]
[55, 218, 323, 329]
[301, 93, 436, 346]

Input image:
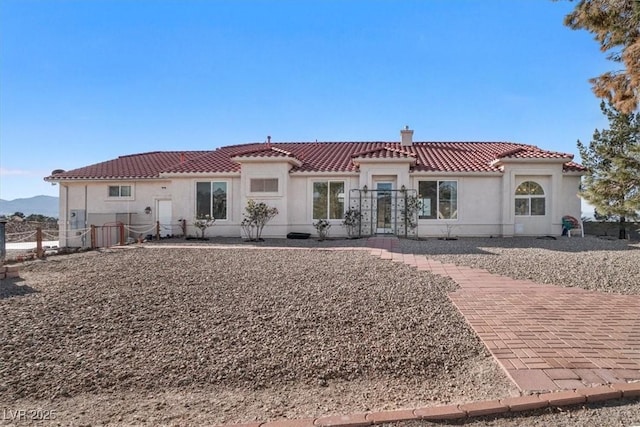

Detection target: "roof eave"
[160, 171, 241, 178]
[410, 170, 503, 177]
[351, 157, 417, 166]
[231, 155, 303, 167]
[289, 170, 360, 176]
[44, 176, 162, 181]
[491, 157, 571, 167]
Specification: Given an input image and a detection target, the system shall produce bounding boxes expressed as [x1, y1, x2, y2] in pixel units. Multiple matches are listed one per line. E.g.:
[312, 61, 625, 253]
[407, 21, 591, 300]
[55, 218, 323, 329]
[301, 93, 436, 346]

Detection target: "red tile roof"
[45, 142, 585, 181]
[232, 145, 295, 158]
[352, 147, 417, 160]
[495, 145, 576, 160]
[45, 151, 210, 180]
[563, 161, 587, 172]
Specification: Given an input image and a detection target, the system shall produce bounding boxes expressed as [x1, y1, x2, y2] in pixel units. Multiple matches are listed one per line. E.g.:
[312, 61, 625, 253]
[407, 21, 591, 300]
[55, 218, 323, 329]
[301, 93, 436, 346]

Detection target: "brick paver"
[366, 236, 640, 393]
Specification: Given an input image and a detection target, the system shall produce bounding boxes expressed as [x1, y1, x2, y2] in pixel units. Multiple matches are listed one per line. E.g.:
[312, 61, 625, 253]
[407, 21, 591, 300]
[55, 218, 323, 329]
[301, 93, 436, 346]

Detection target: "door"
[157, 200, 172, 237]
[69, 209, 86, 247]
[376, 182, 393, 234]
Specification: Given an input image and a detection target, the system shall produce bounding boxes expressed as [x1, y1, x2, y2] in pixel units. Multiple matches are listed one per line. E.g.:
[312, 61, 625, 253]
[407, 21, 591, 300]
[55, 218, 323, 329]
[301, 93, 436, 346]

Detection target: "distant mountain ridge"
[0, 196, 59, 218]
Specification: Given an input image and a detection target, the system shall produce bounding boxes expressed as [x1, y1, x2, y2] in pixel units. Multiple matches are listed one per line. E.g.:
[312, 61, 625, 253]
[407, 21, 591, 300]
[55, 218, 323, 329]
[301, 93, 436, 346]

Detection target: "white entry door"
[376, 182, 393, 234]
[157, 200, 172, 237]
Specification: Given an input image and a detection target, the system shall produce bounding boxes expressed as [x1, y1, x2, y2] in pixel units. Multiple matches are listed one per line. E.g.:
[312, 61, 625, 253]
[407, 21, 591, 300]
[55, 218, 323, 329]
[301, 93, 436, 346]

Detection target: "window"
[250, 178, 278, 193]
[515, 181, 545, 216]
[196, 182, 227, 220]
[313, 181, 345, 220]
[108, 185, 132, 198]
[418, 180, 458, 219]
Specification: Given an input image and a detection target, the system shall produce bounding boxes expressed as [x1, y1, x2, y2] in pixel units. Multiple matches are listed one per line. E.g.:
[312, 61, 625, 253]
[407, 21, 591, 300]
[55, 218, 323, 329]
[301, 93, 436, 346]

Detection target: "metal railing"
[348, 188, 419, 238]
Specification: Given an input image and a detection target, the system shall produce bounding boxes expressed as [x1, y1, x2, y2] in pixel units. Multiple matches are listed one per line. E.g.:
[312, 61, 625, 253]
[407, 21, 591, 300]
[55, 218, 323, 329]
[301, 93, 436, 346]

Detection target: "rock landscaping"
[0, 235, 638, 425]
[0, 247, 514, 425]
[401, 235, 640, 295]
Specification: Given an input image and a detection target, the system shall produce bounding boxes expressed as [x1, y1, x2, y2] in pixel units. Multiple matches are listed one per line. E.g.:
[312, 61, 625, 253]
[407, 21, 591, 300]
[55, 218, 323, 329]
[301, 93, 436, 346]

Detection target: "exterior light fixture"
[144, 206, 152, 215]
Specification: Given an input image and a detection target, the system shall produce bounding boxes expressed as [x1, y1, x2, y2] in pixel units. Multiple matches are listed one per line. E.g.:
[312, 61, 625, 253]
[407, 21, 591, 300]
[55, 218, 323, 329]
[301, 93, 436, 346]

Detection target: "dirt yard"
[0, 247, 516, 425]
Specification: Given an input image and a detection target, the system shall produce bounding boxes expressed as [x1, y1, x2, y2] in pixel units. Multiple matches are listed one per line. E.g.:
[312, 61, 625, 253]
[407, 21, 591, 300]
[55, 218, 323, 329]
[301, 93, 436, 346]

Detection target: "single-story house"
[45, 128, 586, 247]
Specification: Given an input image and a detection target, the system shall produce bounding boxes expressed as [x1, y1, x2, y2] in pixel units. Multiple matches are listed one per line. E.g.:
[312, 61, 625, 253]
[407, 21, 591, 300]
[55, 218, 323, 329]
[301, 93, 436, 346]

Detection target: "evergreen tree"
[577, 101, 640, 238]
[563, 0, 640, 113]
[593, 209, 614, 222]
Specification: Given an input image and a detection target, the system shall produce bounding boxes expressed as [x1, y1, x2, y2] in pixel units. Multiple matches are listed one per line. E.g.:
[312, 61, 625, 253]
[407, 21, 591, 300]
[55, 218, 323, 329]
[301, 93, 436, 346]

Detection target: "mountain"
[0, 196, 59, 218]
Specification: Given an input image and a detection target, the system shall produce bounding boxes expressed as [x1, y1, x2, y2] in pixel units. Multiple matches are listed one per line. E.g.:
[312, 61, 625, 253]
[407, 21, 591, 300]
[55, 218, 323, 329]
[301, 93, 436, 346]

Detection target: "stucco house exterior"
[45, 128, 585, 247]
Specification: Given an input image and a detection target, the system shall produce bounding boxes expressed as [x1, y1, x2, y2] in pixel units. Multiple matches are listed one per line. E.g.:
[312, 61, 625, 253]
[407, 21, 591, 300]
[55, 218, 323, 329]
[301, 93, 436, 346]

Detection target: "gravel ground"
[0, 247, 515, 425]
[151, 235, 372, 248]
[401, 235, 640, 295]
[1, 237, 639, 426]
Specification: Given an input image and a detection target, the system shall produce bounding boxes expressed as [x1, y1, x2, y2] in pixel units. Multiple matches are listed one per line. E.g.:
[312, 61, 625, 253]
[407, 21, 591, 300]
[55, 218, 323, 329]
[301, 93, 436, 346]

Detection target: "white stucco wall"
[57, 179, 173, 247]
[169, 174, 241, 238]
[560, 174, 583, 218]
[500, 162, 570, 236]
[287, 174, 360, 237]
[357, 160, 413, 189]
[169, 161, 300, 238]
[55, 159, 584, 244]
[237, 162, 290, 238]
[411, 175, 504, 238]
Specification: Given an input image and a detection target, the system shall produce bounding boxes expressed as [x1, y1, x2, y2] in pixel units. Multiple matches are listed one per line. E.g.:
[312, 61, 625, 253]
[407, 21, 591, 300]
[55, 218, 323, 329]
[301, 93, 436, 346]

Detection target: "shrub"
[193, 215, 215, 239]
[401, 194, 422, 231]
[241, 200, 278, 241]
[313, 219, 331, 240]
[342, 208, 362, 238]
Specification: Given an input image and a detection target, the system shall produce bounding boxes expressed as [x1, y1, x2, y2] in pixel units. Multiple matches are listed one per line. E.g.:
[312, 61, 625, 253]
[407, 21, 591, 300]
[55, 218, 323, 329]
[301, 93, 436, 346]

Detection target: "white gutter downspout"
[63, 183, 69, 248]
[83, 185, 88, 247]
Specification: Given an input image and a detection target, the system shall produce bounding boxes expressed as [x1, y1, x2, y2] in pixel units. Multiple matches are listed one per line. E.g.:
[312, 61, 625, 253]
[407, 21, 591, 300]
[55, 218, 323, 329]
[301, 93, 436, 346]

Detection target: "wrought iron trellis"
[348, 188, 419, 238]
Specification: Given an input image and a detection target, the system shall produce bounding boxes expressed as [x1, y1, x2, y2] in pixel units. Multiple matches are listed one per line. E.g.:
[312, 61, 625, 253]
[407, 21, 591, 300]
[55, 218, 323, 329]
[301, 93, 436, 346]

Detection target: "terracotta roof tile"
[45, 142, 585, 180]
[496, 145, 574, 160]
[563, 161, 588, 172]
[352, 146, 417, 160]
[231, 146, 298, 159]
[45, 151, 210, 180]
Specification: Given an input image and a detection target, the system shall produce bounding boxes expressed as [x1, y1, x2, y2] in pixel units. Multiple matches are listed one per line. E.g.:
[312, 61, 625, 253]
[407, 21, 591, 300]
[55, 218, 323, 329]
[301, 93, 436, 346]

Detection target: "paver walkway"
[366, 236, 640, 393]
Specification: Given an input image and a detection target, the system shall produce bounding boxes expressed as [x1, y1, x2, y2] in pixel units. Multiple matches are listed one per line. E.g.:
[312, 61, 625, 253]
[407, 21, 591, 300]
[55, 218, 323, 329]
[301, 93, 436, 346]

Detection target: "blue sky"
[1, 0, 609, 206]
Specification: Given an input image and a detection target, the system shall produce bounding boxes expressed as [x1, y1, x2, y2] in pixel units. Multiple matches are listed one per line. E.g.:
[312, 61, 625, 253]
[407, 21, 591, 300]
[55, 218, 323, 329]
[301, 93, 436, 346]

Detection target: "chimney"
[266, 135, 271, 148]
[400, 125, 414, 146]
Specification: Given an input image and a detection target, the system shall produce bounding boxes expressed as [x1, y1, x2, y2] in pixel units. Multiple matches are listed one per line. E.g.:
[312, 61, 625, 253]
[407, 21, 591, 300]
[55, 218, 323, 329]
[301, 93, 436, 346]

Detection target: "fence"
[77, 220, 188, 249]
[583, 221, 640, 240]
[1, 220, 189, 262]
[3, 227, 60, 262]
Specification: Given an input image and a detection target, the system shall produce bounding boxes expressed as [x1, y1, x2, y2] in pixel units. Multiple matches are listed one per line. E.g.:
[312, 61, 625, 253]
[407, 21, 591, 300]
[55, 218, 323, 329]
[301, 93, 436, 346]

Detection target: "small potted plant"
[313, 219, 331, 241]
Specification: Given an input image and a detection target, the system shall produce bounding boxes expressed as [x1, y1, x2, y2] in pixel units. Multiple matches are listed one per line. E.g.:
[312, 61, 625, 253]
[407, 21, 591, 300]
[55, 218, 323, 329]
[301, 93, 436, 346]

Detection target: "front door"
[376, 182, 393, 234]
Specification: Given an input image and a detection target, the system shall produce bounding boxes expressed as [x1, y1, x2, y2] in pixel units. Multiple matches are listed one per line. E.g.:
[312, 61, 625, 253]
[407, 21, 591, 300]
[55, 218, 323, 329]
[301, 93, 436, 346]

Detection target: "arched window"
[515, 181, 545, 216]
